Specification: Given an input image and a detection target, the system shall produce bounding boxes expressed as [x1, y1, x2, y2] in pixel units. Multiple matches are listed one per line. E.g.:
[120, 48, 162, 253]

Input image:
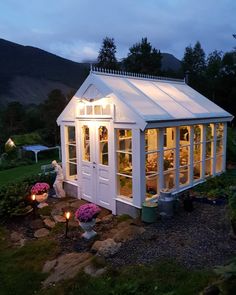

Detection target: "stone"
[68, 220, 80, 228]
[10, 231, 26, 247]
[53, 215, 66, 223]
[84, 264, 107, 277]
[34, 228, 50, 238]
[113, 225, 145, 243]
[91, 238, 121, 257]
[10, 231, 23, 243]
[43, 218, 56, 229]
[42, 252, 93, 287]
[30, 219, 44, 230]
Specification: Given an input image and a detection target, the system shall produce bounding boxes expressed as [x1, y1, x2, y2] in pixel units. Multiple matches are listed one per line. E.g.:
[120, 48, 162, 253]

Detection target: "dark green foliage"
[97, 37, 119, 70]
[227, 127, 236, 162]
[12, 131, 42, 146]
[0, 173, 55, 218]
[229, 192, 236, 220]
[0, 158, 34, 171]
[123, 37, 162, 75]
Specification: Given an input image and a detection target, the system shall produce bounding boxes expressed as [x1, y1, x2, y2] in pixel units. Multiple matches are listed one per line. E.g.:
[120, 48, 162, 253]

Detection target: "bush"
[0, 173, 55, 219]
[0, 158, 34, 171]
[229, 192, 236, 220]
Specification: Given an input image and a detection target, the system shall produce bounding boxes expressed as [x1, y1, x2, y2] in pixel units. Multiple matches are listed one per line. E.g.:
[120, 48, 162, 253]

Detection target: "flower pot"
[79, 219, 97, 239]
[35, 193, 48, 208]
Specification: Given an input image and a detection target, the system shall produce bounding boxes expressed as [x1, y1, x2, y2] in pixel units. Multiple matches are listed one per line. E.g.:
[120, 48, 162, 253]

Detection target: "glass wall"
[99, 126, 109, 165]
[205, 124, 214, 177]
[193, 125, 203, 181]
[145, 129, 159, 199]
[116, 129, 132, 199]
[215, 123, 224, 173]
[179, 126, 190, 187]
[65, 126, 77, 180]
[82, 125, 90, 161]
[163, 127, 176, 190]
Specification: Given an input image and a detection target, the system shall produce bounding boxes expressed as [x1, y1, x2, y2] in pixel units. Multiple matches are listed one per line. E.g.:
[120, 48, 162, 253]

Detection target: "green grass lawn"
[0, 160, 56, 187]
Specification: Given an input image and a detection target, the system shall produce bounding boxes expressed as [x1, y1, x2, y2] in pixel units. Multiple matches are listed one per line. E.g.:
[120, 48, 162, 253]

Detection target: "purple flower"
[31, 182, 50, 195]
[75, 203, 101, 222]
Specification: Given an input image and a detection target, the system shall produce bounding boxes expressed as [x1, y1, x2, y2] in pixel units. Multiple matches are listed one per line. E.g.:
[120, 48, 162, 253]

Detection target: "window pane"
[102, 104, 111, 115]
[216, 155, 223, 173]
[194, 162, 201, 180]
[117, 129, 132, 152]
[146, 152, 159, 173]
[205, 159, 213, 177]
[79, 105, 85, 116]
[163, 149, 175, 171]
[67, 126, 75, 143]
[117, 153, 132, 175]
[99, 126, 109, 165]
[82, 125, 90, 161]
[216, 123, 224, 139]
[164, 127, 175, 148]
[194, 144, 202, 162]
[86, 105, 93, 115]
[206, 124, 214, 141]
[216, 139, 223, 154]
[145, 129, 159, 152]
[146, 173, 158, 198]
[179, 166, 189, 186]
[179, 146, 189, 166]
[94, 105, 102, 115]
[205, 142, 212, 159]
[164, 170, 175, 190]
[117, 175, 132, 198]
[179, 126, 190, 145]
[194, 125, 201, 143]
[69, 163, 77, 176]
[69, 145, 76, 160]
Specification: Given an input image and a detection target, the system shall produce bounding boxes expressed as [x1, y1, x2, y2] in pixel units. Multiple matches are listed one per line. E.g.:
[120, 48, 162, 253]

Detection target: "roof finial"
[90, 63, 93, 72]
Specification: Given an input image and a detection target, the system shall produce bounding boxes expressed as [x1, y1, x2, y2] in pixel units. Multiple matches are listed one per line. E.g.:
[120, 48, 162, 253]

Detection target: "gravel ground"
[107, 202, 236, 269]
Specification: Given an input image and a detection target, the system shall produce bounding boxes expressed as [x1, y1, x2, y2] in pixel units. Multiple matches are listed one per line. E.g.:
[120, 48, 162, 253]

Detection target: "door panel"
[79, 121, 112, 210]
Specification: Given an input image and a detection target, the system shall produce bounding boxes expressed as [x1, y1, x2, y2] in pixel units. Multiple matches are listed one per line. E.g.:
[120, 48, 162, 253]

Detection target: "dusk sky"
[1, 0, 235, 62]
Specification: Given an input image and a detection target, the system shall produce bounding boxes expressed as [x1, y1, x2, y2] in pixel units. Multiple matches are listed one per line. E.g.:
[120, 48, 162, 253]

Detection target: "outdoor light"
[65, 211, 70, 238]
[31, 194, 37, 217]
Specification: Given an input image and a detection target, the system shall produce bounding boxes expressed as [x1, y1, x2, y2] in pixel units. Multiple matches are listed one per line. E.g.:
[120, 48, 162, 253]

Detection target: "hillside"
[0, 38, 89, 105]
[0, 38, 181, 106]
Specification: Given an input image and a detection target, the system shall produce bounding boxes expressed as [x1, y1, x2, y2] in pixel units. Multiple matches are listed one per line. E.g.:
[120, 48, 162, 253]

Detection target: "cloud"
[0, 0, 236, 61]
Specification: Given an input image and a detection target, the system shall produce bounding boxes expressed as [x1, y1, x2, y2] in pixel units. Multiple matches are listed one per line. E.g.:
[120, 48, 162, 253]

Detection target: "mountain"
[0, 38, 181, 106]
[0, 38, 89, 105]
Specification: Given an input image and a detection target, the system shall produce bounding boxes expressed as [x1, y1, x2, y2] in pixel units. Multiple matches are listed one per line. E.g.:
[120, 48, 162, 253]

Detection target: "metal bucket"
[158, 191, 175, 217]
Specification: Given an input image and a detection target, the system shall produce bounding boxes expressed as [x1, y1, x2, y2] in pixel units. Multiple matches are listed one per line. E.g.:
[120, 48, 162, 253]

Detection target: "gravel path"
[108, 203, 236, 269]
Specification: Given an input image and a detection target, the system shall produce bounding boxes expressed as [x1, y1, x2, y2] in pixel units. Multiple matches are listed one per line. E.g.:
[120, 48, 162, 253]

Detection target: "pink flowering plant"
[75, 203, 101, 222]
[31, 182, 50, 195]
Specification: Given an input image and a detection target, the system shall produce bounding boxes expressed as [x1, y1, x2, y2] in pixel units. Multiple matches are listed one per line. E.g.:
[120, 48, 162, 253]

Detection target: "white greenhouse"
[57, 68, 233, 216]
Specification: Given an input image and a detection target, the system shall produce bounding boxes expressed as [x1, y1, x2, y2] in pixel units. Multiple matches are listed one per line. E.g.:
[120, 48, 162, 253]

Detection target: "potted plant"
[75, 203, 101, 239]
[31, 182, 50, 208]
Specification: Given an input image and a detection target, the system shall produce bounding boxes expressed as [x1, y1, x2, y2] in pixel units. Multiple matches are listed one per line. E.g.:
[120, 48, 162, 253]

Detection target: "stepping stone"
[113, 225, 145, 243]
[43, 218, 56, 229]
[69, 200, 87, 208]
[30, 219, 44, 230]
[10, 231, 26, 247]
[34, 228, 50, 238]
[91, 238, 121, 257]
[84, 264, 107, 277]
[52, 215, 66, 223]
[42, 252, 93, 287]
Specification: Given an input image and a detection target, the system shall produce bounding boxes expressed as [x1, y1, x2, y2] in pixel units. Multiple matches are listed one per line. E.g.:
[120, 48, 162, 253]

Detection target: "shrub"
[229, 192, 236, 221]
[0, 174, 55, 219]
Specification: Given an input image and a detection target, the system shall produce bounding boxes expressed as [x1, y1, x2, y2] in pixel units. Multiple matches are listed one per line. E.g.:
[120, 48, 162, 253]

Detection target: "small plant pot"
[79, 219, 97, 239]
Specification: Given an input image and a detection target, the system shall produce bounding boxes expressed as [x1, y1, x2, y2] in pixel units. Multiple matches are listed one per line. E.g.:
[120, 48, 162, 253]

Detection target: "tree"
[40, 89, 68, 145]
[182, 41, 206, 74]
[182, 41, 206, 94]
[123, 37, 162, 75]
[97, 37, 119, 70]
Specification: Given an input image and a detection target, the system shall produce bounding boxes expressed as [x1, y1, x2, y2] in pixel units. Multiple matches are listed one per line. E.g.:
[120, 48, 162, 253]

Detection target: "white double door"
[79, 120, 112, 210]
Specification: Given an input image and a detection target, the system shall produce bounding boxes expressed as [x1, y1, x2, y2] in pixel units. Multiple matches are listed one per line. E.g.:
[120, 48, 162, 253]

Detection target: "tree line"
[0, 36, 235, 152]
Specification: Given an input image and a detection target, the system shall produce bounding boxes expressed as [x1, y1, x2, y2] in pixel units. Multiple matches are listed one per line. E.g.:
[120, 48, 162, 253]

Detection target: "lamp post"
[31, 194, 37, 217]
[65, 211, 71, 238]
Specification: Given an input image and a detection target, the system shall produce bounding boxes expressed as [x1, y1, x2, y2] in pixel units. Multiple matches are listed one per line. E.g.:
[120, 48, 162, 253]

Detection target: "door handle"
[93, 162, 96, 165]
